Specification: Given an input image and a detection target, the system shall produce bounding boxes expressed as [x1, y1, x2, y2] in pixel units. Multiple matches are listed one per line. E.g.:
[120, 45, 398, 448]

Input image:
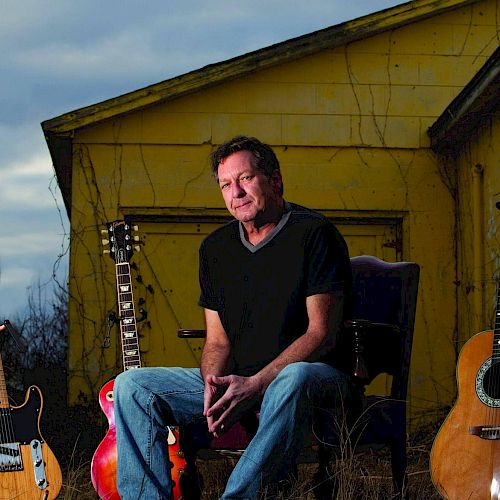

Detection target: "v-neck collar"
[238, 201, 292, 253]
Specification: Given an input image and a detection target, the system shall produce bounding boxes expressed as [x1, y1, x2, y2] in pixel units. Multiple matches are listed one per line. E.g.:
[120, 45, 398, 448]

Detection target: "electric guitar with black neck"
[91, 221, 185, 500]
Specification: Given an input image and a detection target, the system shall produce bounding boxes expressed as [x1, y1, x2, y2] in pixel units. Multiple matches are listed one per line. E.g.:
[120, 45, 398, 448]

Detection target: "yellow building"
[42, 0, 499, 426]
[429, 45, 500, 370]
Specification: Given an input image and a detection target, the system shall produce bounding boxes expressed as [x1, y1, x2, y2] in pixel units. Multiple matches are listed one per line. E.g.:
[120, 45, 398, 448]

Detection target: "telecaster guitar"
[0, 322, 62, 500]
[431, 281, 500, 499]
[91, 221, 185, 500]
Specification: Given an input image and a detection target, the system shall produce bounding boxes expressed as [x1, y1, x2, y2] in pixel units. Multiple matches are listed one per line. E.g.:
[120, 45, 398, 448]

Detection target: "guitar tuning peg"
[101, 229, 108, 235]
[133, 225, 139, 231]
[103, 249, 110, 254]
[102, 239, 109, 246]
[133, 235, 140, 241]
[134, 246, 141, 253]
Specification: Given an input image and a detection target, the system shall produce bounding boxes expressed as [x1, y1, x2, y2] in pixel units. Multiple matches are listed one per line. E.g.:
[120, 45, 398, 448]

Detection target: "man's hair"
[210, 136, 281, 180]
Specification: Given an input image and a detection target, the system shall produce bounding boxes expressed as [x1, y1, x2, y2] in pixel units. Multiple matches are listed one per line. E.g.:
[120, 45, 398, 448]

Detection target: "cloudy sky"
[0, 0, 403, 319]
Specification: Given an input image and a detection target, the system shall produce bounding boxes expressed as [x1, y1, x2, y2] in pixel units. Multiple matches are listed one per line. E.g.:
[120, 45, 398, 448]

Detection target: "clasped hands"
[203, 374, 263, 437]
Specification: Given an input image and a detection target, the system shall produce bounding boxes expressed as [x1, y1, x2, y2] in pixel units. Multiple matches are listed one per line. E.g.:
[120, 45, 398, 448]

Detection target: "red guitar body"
[91, 379, 118, 500]
[91, 378, 185, 500]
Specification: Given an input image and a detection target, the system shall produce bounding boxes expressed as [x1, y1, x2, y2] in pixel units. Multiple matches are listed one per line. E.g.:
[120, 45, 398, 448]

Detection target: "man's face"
[217, 150, 282, 224]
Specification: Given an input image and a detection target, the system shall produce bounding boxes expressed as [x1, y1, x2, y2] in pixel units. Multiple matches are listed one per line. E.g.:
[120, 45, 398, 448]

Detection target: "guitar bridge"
[30, 439, 48, 489]
[469, 425, 500, 440]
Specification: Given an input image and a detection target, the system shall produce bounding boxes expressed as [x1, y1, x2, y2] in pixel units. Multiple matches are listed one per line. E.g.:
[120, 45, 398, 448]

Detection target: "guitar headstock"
[102, 220, 140, 263]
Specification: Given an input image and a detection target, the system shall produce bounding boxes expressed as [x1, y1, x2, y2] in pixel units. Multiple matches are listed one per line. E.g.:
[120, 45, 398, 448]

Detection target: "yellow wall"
[65, 0, 499, 428]
[455, 109, 500, 350]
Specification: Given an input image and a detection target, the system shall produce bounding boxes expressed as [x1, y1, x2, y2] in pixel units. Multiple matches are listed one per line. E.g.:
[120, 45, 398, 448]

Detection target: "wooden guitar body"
[431, 330, 500, 499]
[0, 385, 62, 500]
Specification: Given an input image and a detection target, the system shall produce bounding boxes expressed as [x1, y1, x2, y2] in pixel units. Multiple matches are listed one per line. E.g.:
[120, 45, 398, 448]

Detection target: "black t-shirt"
[198, 203, 351, 376]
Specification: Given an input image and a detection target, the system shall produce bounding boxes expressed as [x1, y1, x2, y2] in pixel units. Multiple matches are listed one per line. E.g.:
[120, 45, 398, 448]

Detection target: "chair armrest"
[344, 319, 401, 335]
[178, 329, 207, 339]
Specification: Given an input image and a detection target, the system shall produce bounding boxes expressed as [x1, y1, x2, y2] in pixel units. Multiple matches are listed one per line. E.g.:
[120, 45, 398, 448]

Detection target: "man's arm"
[201, 308, 232, 434]
[205, 290, 344, 435]
[254, 290, 344, 390]
[200, 308, 231, 380]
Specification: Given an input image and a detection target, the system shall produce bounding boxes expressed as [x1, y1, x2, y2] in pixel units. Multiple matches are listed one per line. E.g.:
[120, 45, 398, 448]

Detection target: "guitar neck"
[0, 353, 8, 410]
[494, 281, 500, 361]
[116, 262, 142, 370]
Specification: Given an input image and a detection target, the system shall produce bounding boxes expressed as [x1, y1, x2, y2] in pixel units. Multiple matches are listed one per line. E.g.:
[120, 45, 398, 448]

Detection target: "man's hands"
[203, 374, 263, 437]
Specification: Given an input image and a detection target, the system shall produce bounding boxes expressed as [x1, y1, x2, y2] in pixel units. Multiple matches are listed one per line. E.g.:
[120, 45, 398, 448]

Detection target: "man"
[114, 136, 354, 499]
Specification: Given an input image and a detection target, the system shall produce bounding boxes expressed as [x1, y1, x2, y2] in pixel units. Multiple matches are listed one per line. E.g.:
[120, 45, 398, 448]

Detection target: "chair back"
[349, 255, 420, 400]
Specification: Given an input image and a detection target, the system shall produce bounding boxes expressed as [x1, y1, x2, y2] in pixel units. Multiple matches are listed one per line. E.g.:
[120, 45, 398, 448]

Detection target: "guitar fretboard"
[494, 282, 500, 362]
[116, 263, 141, 370]
[491, 281, 500, 363]
[0, 355, 8, 410]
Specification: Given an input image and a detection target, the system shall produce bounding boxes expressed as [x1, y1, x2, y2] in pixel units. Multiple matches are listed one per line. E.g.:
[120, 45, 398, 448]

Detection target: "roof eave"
[41, 0, 481, 136]
[428, 45, 500, 156]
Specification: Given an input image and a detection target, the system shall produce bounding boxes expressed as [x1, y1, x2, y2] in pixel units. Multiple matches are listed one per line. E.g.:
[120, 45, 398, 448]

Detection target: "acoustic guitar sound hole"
[476, 358, 500, 407]
[483, 362, 500, 398]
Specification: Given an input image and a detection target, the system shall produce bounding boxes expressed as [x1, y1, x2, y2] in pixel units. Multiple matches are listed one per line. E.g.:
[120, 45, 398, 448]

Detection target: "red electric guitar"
[91, 221, 185, 499]
[430, 277, 500, 499]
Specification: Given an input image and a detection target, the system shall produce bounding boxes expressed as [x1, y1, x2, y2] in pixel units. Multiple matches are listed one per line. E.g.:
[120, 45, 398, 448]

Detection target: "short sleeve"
[305, 222, 351, 297]
[198, 240, 219, 311]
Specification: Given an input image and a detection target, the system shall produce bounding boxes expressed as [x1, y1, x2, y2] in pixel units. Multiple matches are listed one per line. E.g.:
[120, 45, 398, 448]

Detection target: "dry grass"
[57, 421, 442, 499]
[193, 443, 440, 499]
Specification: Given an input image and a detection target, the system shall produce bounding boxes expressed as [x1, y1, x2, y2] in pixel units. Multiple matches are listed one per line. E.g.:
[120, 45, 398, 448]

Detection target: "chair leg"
[390, 436, 407, 500]
[178, 425, 204, 500]
[178, 451, 203, 500]
[312, 445, 338, 500]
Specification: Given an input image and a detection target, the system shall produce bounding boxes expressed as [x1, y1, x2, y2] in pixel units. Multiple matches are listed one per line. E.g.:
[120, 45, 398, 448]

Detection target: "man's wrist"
[250, 372, 267, 396]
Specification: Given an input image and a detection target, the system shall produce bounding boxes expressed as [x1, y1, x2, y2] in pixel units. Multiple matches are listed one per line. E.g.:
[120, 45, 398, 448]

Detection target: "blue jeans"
[114, 362, 353, 500]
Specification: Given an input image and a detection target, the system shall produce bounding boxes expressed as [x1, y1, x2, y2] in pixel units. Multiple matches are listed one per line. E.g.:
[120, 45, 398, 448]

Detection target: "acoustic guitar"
[91, 221, 185, 499]
[430, 282, 500, 499]
[0, 321, 62, 499]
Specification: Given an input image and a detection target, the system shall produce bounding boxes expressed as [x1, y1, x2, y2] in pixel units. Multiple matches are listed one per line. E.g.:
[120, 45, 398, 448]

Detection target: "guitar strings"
[116, 262, 141, 371]
[483, 283, 500, 437]
[491, 286, 500, 434]
[0, 377, 22, 470]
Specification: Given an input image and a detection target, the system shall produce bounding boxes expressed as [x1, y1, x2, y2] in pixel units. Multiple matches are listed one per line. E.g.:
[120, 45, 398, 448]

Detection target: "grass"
[56, 417, 443, 499]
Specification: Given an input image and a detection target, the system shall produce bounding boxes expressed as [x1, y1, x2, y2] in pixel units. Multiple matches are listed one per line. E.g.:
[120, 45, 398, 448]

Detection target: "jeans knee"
[274, 362, 315, 393]
[114, 368, 147, 400]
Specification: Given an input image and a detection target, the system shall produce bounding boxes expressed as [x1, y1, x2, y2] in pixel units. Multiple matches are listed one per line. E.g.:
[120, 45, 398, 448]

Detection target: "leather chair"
[177, 255, 420, 499]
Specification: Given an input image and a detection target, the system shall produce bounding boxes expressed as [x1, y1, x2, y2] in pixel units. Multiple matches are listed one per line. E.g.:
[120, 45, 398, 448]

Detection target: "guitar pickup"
[0, 442, 22, 471]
